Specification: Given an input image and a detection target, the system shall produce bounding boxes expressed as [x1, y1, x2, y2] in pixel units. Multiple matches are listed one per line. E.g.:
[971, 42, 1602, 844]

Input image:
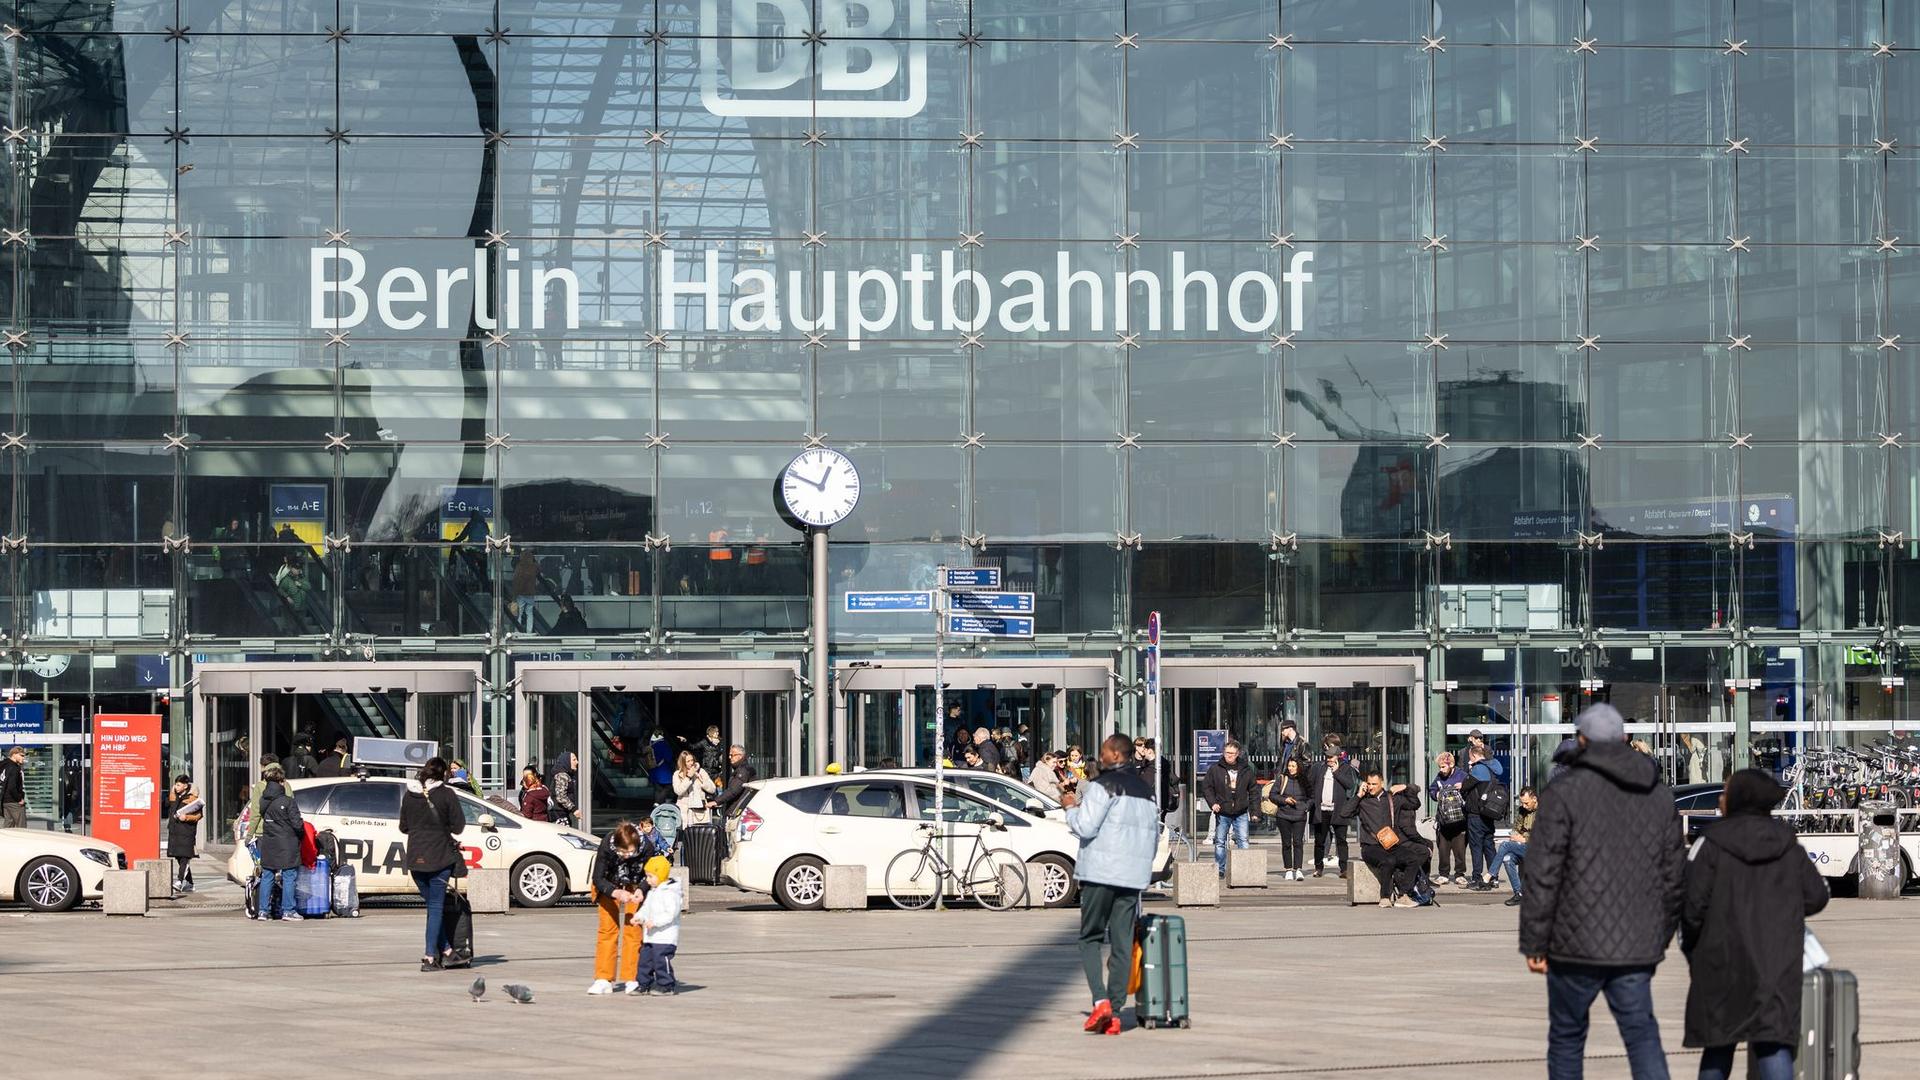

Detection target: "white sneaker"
[281, 911, 304, 922]
[623, 982, 645, 995]
[1378, 897, 1393, 908]
[587, 979, 614, 996]
[1394, 896, 1419, 908]
[1433, 875, 1451, 886]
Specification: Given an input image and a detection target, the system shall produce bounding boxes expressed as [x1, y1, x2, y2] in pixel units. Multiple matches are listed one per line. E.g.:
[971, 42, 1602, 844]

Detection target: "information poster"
[92, 713, 162, 862]
[1195, 728, 1229, 778]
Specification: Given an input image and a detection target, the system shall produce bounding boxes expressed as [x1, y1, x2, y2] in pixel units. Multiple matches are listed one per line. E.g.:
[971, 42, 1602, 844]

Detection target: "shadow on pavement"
[823, 929, 1084, 1080]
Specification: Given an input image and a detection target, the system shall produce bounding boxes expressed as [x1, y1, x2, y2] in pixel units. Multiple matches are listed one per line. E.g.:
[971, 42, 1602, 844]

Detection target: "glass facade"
[6, 1, 1920, 800]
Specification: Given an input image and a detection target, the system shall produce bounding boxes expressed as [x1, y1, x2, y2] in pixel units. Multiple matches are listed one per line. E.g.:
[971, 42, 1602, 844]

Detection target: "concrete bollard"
[1227, 848, 1268, 888]
[670, 866, 691, 913]
[103, 870, 149, 915]
[1172, 861, 1218, 907]
[136, 859, 174, 899]
[467, 867, 511, 913]
[1348, 862, 1384, 906]
[1021, 862, 1051, 909]
[822, 864, 866, 910]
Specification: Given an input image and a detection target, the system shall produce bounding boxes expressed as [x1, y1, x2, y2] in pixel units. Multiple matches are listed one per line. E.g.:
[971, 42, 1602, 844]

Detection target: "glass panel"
[210, 695, 249, 843]
[974, 445, 1119, 543]
[1436, 344, 1584, 443]
[1130, 445, 1279, 542]
[1584, 48, 1734, 146]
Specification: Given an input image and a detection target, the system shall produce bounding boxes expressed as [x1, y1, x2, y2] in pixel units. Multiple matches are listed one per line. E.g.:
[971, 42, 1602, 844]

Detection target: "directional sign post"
[945, 613, 1035, 638]
[840, 564, 1012, 909]
[946, 590, 1035, 615]
[943, 567, 1001, 590]
[844, 590, 933, 613]
[1145, 611, 1162, 838]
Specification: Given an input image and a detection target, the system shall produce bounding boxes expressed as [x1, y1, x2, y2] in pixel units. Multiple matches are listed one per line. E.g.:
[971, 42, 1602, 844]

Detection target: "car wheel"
[511, 855, 566, 908]
[1033, 854, 1077, 907]
[19, 856, 80, 912]
[774, 855, 828, 911]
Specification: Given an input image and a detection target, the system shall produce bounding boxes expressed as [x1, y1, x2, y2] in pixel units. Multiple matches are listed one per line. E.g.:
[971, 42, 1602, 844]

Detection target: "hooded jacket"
[256, 780, 305, 871]
[1345, 786, 1425, 853]
[1065, 764, 1160, 890]
[1519, 739, 1683, 967]
[591, 831, 650, 898]
[399, 779, 466, 874]
[639, 876, 684, 947]
[1200, 758, 1258, 817]
[1680, 814, 1829, 1049]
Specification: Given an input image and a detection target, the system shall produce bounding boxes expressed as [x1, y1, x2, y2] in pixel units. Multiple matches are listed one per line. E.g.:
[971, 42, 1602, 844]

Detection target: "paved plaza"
[3, 863, 1916, 1080]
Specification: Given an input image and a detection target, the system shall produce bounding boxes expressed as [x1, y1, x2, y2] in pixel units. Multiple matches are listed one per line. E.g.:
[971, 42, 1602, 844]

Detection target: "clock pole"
[810, 524, 833, 775]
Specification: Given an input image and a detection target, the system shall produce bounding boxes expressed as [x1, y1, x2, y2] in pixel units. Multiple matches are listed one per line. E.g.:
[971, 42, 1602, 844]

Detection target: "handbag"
[1372, 792, 1401, 850]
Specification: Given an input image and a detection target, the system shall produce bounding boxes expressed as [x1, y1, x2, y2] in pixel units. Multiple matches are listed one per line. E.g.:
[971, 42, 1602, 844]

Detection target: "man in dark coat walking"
[1519, 703, 1683, 1080]
[1681, 770, 1829, 1080]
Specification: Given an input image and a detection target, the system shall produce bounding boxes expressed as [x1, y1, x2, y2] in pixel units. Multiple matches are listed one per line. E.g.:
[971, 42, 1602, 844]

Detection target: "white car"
[0, 828, 127, 911]
[722, 774, 1089, 910]
[225, 777, 599, 907]
[859, 768, 1065, 821]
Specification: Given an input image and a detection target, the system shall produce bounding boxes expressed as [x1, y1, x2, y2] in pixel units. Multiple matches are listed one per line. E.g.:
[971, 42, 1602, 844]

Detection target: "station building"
[5, 1, 1918, 837]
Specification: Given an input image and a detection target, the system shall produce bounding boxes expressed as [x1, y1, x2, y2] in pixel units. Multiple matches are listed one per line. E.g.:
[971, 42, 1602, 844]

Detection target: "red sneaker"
[1101, 1015, 1123, 1036]
[1083, 999, 1113, 1033]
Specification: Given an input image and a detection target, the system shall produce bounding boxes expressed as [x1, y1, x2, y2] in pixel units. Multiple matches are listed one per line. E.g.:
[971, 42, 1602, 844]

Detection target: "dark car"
[1673, 782, 1724, 841]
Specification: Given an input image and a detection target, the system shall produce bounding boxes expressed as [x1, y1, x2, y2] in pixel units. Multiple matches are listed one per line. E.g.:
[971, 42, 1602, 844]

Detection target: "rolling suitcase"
[442, 881, 475, 966]
[292, 856, 332, 918]
[1133, 913, 1190, 1030]
[330, 864, 360, 918]
[682, 822, 723, 886]
[1796, 968, 1860, 1080]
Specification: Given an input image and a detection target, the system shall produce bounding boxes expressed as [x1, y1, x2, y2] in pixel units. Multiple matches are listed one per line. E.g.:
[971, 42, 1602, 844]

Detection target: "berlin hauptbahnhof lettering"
[310, 247, 1318, 347]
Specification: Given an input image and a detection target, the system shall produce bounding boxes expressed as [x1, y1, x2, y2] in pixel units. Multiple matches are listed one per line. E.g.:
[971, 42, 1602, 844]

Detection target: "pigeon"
[503, 984, 535, 1005]
[468, 977, 486, 1002]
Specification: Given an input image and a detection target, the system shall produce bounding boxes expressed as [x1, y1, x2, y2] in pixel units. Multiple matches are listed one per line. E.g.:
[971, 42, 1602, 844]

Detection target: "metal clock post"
[778, 447, 860, 775]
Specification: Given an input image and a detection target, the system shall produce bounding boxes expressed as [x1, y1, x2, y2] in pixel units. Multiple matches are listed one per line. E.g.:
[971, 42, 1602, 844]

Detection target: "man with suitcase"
[1061, 734, 1160, 1036]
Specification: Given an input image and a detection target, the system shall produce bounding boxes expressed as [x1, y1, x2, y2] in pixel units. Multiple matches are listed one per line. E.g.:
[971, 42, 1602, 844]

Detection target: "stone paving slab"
[3, 890, 1916, 1079]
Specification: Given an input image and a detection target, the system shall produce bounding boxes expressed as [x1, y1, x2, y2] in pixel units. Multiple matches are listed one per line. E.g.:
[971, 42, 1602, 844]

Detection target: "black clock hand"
[809, 466, 832, 490]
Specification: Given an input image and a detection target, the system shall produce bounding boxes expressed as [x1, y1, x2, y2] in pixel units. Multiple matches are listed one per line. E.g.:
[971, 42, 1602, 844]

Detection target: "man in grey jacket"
[1063, 733, 1160, 1036]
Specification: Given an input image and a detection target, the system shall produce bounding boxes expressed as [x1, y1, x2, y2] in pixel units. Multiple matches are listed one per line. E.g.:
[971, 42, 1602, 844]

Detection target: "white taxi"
[0, 828, 127, 911]
[722, 774, 1088, 910]
[225, 777, 599, 907]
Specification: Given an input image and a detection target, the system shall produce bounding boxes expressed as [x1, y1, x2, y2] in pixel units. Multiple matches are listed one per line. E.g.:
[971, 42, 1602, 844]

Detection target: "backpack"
[1409, 868, 1438, 907]
[1437, 786, 1466, 826]
[1480, 780, 1511, 818]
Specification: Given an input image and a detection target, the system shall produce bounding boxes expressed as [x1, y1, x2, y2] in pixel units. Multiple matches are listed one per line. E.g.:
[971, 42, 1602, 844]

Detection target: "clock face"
[780, 448, 860, 528]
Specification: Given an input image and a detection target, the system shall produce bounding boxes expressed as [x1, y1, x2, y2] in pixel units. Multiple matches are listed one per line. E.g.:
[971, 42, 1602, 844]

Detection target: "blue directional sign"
[946, 613, 1034, 637]
[943, 567, 1002, 590]
[947, 591, 1035, 615]
[845, 590, 934, 613]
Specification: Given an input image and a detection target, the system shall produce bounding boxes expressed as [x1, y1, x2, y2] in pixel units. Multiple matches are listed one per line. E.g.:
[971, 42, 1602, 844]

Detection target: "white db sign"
[700, 0, 928, 118]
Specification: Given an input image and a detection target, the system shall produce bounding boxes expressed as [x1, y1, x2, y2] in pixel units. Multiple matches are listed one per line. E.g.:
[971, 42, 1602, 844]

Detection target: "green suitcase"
[1134, 913, 1190, 1029]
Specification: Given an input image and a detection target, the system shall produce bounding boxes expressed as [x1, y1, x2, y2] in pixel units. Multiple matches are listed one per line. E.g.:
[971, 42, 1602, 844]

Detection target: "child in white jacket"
[633, 856, 683, 995]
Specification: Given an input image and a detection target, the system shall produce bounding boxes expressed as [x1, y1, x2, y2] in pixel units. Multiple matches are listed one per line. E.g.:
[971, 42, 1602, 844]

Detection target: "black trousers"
[1363, 841, 1429, 898]
[1077, 882, 1140, 1007]
[1276, 819, 1305, 869]
[1312, 820, 1348, 870]
[1435, 821, 1468, 877]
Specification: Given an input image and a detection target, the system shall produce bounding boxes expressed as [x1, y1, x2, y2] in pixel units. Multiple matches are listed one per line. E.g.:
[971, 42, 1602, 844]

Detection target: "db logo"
[700, 0, 928, 118]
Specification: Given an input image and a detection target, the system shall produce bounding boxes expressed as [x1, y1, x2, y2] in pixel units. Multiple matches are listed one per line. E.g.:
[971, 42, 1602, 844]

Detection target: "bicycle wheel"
[1176, 831, 1197, 863]
[885, 848, 942, 911]
[967, 847, 1028, 911]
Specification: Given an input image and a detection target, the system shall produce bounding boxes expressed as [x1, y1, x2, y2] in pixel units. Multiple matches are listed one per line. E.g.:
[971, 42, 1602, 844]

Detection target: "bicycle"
[884, 815, 1029, 911]
[1164, 820, 1197, 863]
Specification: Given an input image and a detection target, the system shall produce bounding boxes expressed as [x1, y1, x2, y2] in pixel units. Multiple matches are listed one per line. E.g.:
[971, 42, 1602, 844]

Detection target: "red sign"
[92, 713, 163, 862]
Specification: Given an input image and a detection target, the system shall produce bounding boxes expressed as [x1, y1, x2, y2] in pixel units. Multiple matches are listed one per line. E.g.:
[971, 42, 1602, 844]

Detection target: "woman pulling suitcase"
[1680, 769, 1830, 1080]
[399, 756, 468, 971]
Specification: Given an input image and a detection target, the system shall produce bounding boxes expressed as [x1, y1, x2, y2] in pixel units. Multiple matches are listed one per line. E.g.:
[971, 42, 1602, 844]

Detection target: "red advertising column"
[92, 713, 163, 862]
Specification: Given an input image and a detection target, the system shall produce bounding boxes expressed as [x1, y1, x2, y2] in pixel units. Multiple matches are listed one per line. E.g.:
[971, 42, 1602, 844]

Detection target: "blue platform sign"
[0, 702, 47, 736]
[943, 567, 1001, 589]
[269, 484, 327, 521]
[1195, 728, 1229, 777]
[845, 591, 934, 613]
[947, 591, 1034, 615]
[945, 613, 1034, 638]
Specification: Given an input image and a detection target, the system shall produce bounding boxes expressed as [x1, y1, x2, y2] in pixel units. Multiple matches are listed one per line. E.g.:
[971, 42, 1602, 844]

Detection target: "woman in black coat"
[399, 757, 467, 971]
[255, 765, 304, 920]
[1681, 769, 1829, 1080]
[164, 775, 202, 893]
